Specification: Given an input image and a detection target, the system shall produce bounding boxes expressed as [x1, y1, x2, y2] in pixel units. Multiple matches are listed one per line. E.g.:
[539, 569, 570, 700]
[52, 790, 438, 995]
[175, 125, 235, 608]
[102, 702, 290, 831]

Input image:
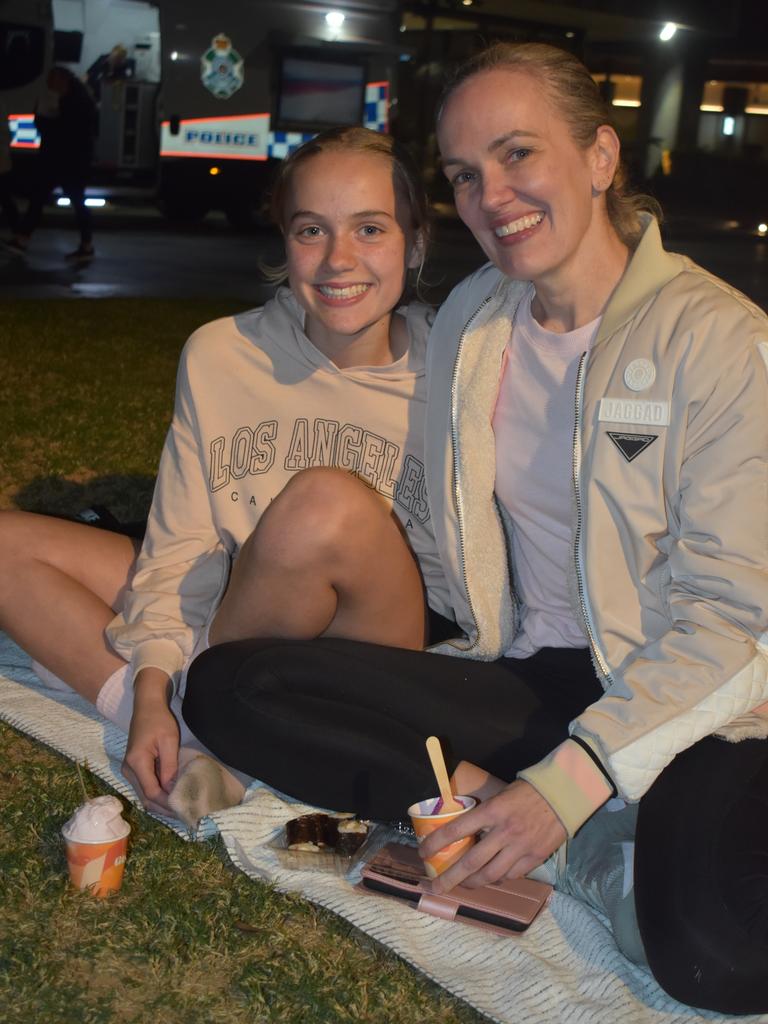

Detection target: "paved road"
[2, 206, 766, 310]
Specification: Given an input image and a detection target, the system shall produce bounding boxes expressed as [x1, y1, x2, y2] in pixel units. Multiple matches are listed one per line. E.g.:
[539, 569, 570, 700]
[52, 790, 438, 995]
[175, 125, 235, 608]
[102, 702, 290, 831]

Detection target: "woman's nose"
[479, 168, 515, 212]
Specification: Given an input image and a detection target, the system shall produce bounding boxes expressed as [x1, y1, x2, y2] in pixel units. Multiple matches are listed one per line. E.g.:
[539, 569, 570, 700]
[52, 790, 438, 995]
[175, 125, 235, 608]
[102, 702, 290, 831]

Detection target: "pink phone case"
[359, 843, 552, 934]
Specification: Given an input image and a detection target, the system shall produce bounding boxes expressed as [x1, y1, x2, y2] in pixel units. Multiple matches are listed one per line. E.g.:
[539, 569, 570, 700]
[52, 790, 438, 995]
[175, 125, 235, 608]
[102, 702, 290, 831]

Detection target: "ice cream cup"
[61, 796, 131, 898]
[408, 795, 477, 878]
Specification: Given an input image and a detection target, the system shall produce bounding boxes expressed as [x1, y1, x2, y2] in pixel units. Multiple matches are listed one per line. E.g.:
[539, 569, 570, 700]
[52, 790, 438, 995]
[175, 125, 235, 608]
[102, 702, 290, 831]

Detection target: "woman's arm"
[571, 313, 768, 805]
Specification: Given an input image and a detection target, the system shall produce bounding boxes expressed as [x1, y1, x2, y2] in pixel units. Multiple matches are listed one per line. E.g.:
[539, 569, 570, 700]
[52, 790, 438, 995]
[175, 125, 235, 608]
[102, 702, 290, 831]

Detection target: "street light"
[325, 11, 345, 29]
[659, 22, 677, 41]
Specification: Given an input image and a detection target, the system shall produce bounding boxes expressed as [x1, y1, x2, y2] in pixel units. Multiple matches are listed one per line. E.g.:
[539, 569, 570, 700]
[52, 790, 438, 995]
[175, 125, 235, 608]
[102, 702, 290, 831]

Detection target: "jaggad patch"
[607, 431, 658, 463]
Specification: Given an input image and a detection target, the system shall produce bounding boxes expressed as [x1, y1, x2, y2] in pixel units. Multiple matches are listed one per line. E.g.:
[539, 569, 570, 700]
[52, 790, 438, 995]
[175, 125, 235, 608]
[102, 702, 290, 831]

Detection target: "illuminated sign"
[8, 113, 40, 149]
[160, 113, 269, 160]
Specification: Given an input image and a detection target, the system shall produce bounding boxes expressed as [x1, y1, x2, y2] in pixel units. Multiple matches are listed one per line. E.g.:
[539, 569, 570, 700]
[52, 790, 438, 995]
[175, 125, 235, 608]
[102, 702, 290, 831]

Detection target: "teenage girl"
[0, 126, 451, 826]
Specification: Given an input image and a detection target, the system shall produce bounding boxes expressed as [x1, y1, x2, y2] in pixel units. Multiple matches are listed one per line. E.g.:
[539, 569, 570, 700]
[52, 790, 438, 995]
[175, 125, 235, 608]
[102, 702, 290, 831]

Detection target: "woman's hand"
[420, 779, 566, 893]
[122, 667, 180, 817]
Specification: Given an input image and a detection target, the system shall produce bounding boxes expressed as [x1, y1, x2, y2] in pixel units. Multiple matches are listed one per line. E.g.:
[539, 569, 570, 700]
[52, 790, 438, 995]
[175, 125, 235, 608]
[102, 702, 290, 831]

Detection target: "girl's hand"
[122, 668, 180, 816]
[420, 779, 566, 893]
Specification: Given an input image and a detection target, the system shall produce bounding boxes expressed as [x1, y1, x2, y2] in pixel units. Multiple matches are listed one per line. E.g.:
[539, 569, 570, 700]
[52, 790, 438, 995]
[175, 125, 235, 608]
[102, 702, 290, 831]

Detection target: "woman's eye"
[451, 170, 474, 188]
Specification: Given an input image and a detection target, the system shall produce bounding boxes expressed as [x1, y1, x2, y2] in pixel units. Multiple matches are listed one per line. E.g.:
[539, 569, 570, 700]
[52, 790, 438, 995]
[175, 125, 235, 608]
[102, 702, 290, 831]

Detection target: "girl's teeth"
[318, 284, 370, 298]
[495, 213, 544, 237]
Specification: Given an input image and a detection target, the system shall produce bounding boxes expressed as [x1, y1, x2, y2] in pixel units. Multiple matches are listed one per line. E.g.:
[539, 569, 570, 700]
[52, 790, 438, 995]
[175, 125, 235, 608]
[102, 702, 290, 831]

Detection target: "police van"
[2, 0, 401, 224]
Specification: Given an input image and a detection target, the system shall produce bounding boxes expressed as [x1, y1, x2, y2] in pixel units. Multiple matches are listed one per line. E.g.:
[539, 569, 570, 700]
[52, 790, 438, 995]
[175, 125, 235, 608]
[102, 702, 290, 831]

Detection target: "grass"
[0, 300, 487, 1024]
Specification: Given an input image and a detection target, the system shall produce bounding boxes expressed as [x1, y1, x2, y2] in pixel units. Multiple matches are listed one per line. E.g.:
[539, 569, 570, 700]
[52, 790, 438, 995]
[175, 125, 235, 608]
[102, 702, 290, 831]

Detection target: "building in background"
[395, 0, 767, 225]
[3, 1, 766, 227]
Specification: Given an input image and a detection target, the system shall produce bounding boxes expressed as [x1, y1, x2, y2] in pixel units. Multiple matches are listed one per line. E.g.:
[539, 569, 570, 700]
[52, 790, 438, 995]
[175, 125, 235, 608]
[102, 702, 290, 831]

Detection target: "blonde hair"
[438, 42, 661, 248]
[262, 125, 430, 295]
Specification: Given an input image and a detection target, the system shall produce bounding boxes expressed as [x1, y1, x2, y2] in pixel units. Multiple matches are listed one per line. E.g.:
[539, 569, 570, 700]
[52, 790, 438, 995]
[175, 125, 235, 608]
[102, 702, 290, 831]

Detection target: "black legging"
[182, 637, 768, 1014]
[183, 638, 602, 820]
[635, 734, 768, 1014]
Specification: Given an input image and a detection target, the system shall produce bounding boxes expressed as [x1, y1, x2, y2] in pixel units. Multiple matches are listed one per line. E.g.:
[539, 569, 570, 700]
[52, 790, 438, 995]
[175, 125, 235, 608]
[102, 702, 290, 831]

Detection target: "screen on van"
[275, 54, 366, 131]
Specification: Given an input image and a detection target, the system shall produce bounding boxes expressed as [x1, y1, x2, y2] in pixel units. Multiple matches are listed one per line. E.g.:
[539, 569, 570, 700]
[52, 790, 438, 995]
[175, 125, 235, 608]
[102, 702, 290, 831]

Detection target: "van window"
[0, 22, 47, 90]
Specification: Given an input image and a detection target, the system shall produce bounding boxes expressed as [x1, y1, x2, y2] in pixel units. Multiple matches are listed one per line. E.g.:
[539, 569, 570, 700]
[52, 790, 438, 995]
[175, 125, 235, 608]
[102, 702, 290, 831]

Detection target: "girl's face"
[438, 68, 615, 290]
[283, 149, 421, 357]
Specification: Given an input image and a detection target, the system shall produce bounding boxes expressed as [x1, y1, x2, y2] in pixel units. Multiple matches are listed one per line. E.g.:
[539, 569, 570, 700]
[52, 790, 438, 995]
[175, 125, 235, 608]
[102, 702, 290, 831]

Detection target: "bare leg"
[211, 468, 427, 650]
[0, 511, 246, 825]
[0, 511, 139, 702]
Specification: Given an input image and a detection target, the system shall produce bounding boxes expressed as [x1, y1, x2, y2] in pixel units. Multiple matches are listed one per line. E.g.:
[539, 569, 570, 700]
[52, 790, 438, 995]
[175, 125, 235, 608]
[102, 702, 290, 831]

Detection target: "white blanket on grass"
[1, 631, 765, 1024]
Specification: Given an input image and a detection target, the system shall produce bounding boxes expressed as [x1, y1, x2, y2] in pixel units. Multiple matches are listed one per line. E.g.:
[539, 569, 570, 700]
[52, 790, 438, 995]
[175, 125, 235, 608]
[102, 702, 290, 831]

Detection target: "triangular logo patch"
[607, 431, 658, 462]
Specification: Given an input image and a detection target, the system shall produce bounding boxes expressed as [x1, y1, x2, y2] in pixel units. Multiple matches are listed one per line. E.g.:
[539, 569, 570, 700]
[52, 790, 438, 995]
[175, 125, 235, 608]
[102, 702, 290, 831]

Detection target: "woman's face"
[438, 68, 613, 288]
[283, 149, 420, 354]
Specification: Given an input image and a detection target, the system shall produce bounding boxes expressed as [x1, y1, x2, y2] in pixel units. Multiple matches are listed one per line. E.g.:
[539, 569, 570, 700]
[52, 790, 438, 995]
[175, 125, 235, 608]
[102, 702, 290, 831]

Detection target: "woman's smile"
[437, 68, 612, 293]
[493, 211, 545, 239]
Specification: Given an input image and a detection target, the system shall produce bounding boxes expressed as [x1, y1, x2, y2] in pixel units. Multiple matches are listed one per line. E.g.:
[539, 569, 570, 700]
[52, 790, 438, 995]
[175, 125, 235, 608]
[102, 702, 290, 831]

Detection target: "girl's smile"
[283, 149, 421, 367]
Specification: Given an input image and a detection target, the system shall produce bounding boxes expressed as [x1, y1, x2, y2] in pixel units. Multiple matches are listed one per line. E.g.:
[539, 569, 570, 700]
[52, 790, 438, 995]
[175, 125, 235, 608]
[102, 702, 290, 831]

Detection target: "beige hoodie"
[107, 288, 448, 682]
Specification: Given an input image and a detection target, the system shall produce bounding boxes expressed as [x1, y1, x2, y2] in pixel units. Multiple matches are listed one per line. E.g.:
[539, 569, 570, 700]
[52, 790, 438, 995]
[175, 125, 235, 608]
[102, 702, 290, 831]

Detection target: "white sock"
[95, 662, 251, 823]
[168, 751, 247, 828]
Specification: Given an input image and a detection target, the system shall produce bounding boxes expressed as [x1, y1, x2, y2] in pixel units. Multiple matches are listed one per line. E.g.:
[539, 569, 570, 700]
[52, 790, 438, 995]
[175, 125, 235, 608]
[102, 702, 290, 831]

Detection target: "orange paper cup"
[63, 833, 129, 897]
[408, 795, 477, 878]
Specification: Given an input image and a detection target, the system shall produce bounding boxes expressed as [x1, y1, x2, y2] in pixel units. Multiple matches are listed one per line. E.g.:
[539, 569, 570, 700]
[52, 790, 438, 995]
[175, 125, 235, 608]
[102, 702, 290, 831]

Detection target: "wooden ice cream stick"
[426, 736, 463, 813]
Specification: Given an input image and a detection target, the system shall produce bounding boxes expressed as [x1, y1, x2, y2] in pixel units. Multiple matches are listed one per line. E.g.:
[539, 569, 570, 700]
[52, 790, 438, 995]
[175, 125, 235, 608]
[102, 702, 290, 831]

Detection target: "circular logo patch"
[624, 358, 656, 391]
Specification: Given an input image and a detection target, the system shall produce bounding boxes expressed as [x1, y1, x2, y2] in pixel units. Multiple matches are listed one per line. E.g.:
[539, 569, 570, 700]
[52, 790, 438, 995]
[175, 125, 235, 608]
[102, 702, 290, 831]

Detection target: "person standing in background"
[6, 67, 98, 264]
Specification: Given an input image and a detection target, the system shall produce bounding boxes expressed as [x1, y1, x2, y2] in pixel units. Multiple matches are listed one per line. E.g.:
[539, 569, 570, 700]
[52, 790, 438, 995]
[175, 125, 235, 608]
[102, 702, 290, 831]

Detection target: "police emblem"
[201, 34, 244, 99]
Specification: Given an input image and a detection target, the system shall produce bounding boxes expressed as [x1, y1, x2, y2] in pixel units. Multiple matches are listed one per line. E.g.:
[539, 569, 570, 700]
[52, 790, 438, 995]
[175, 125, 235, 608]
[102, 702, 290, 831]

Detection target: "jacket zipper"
[447, 295, 496, 652]
[572, 352, 613, 683]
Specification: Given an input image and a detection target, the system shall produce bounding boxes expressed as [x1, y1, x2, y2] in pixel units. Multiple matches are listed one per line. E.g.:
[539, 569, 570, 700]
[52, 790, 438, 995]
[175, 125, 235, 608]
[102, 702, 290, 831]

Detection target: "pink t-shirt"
[492, 290, 601, 657]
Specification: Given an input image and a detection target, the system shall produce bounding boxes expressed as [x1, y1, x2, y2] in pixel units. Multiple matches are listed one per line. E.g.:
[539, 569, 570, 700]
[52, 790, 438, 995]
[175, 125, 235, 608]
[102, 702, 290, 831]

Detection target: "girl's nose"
[323, 234, 355, 271]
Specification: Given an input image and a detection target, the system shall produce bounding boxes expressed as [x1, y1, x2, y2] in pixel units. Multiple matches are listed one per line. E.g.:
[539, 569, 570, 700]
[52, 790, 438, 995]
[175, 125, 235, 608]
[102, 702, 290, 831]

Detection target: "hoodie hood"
[235, 287, 434, 383]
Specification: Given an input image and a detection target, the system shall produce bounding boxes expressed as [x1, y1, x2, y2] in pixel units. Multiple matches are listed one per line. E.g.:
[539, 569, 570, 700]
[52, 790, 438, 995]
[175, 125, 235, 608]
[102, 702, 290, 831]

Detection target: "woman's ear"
[591, 124, 621, 195]
[407, 229, 426, 270]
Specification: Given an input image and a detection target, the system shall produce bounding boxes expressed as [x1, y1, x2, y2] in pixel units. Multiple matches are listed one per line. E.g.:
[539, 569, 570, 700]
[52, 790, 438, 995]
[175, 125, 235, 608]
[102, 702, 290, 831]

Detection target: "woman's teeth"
[495, 212, 544, 237]
[317, 283, 370, 298]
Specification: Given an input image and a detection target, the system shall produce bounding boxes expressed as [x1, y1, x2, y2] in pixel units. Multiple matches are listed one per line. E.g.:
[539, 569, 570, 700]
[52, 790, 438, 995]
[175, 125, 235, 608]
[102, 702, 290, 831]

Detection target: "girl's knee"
[244, 468, 386, 562]
[279, 467, 382, 517]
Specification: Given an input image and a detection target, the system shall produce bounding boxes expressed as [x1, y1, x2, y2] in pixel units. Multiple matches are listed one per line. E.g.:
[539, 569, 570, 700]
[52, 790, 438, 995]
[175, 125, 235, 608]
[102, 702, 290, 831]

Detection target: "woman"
[185, 44, 768, 1012]
[0, 125, 449, 826]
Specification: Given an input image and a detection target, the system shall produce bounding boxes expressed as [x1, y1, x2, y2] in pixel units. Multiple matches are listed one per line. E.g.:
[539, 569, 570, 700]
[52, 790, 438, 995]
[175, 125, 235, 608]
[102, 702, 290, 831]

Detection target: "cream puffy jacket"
[426, 216, 768, 834]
